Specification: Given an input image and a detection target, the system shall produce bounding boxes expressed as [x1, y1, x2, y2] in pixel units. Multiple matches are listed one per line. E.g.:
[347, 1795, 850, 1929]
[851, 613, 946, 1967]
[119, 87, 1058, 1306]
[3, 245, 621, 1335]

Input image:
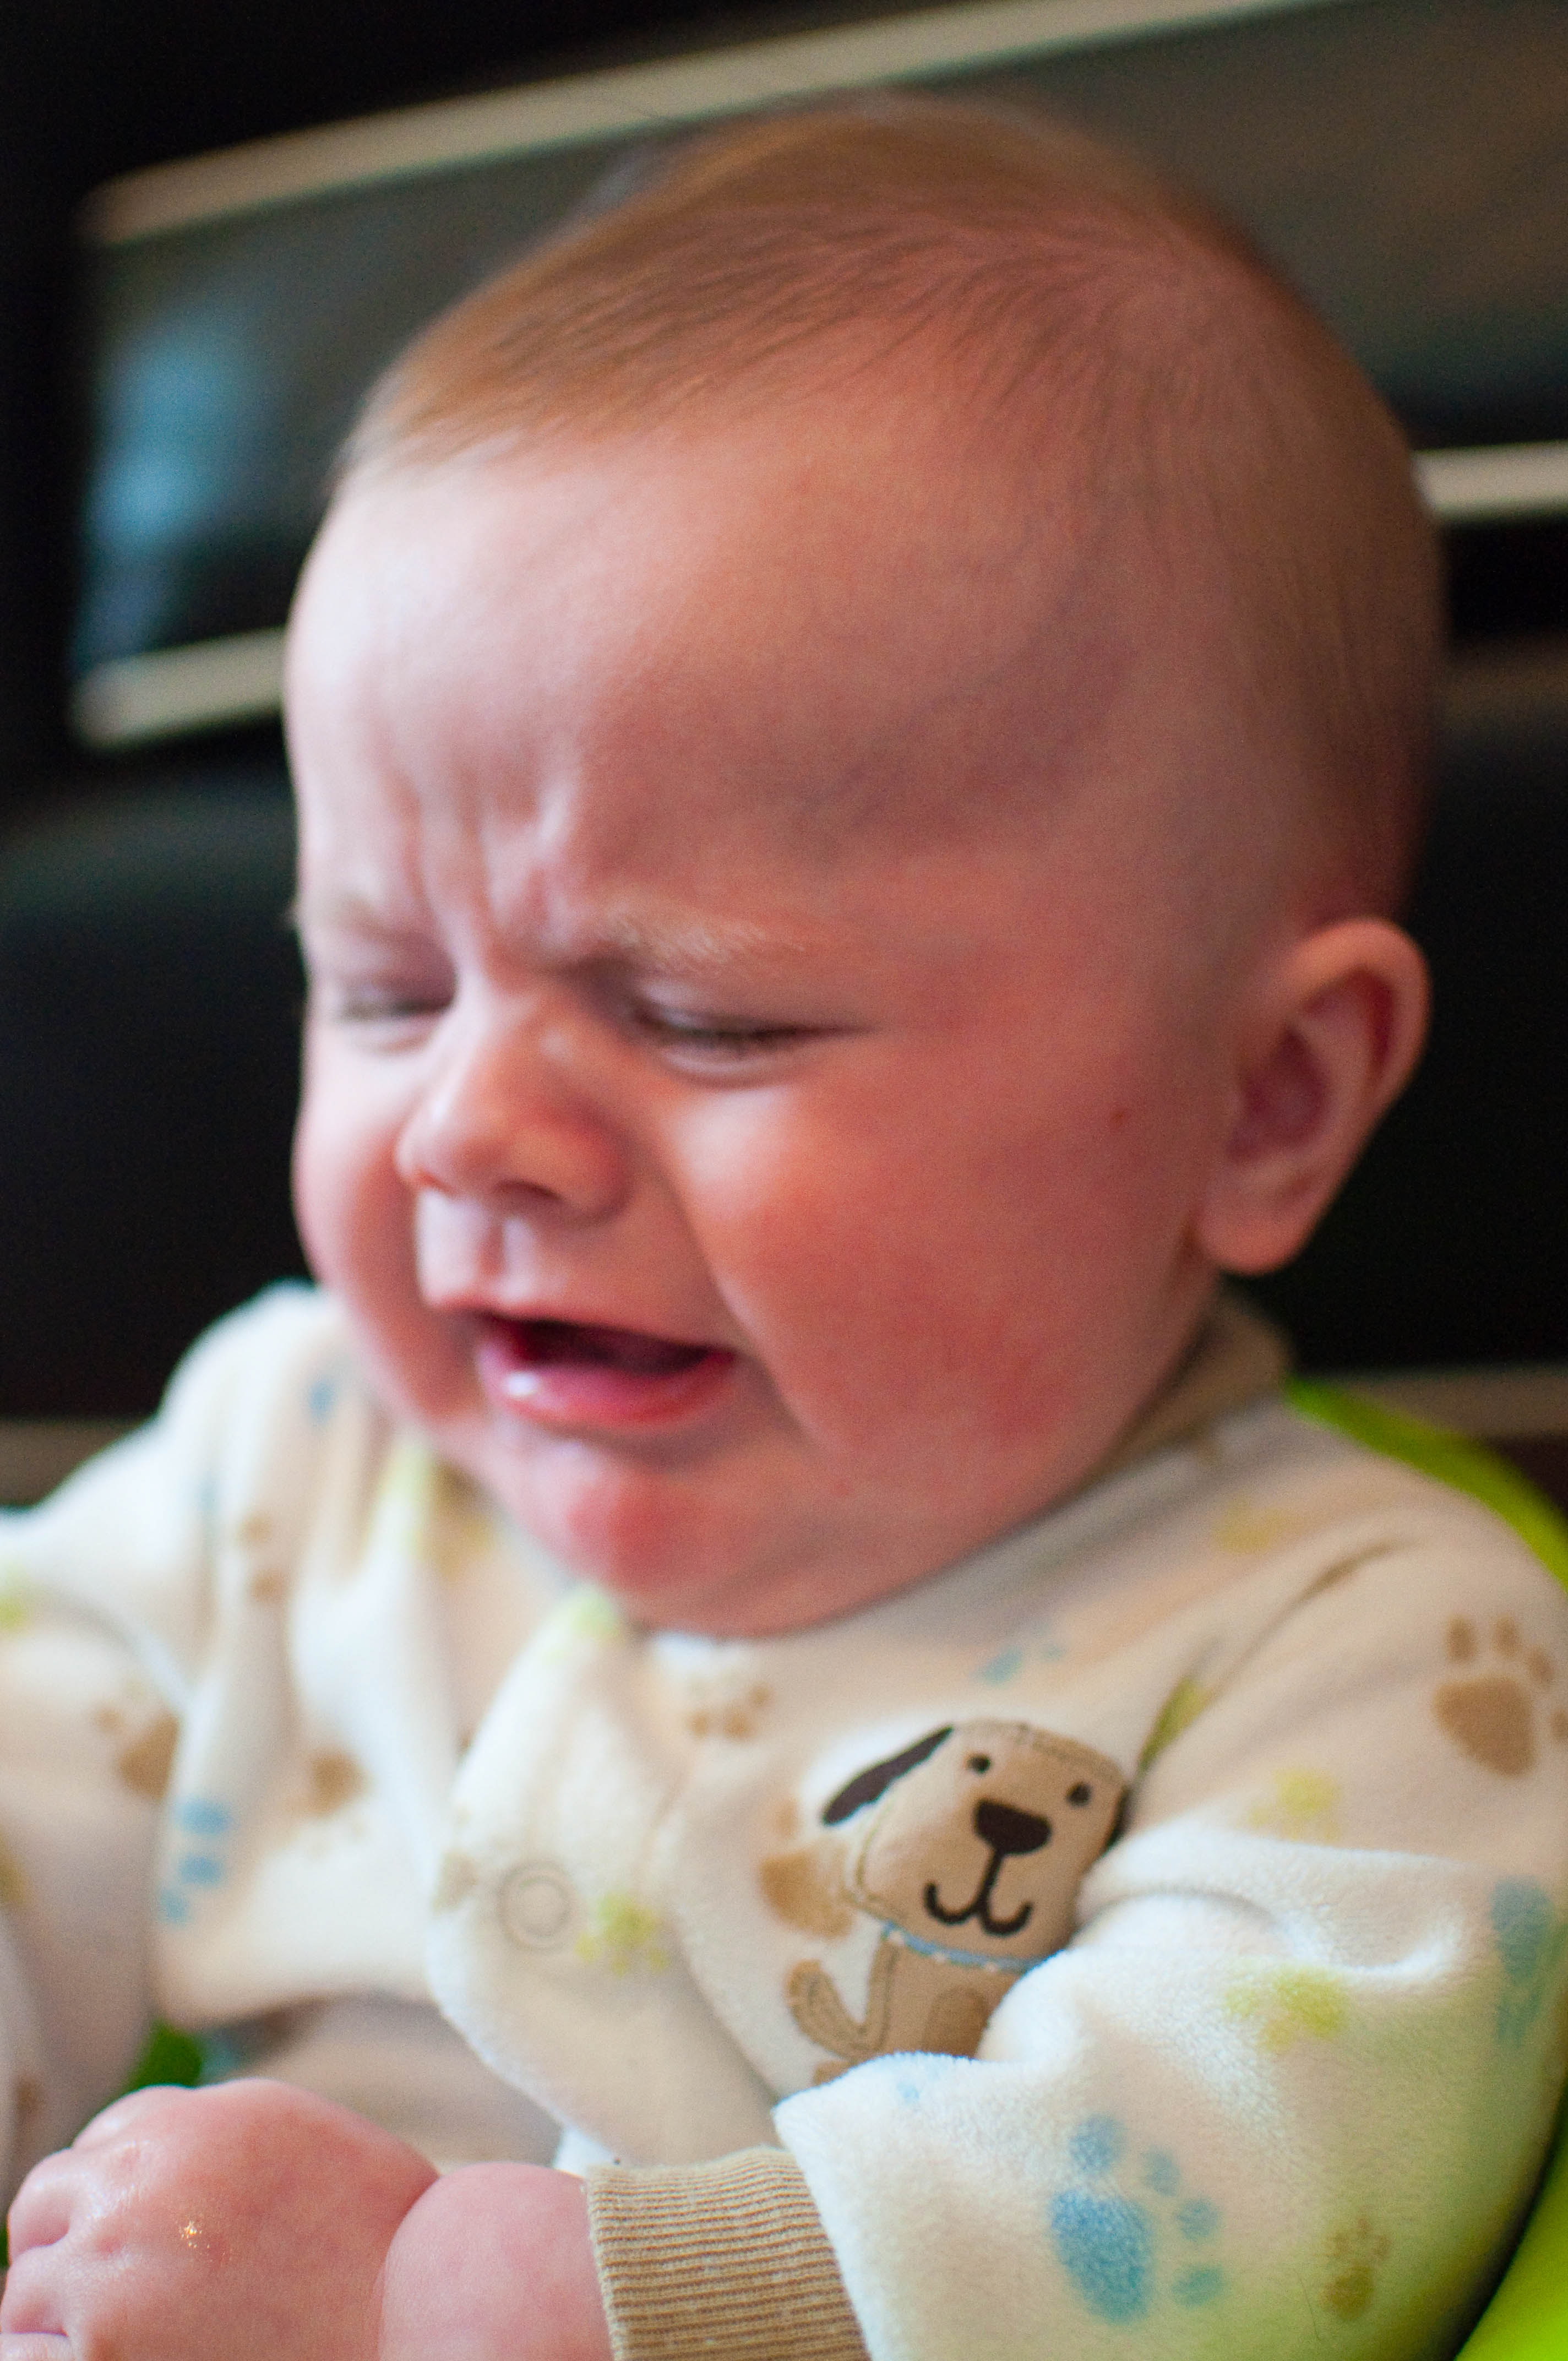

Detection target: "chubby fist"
[1, 2075, 611, 2361]
[1, 2079, 435, 2361]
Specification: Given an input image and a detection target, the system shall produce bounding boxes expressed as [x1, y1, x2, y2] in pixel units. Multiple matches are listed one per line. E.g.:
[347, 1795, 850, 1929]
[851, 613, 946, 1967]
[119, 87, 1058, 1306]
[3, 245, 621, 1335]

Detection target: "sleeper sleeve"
[588, 2147, 867, 2361]
[0, 1286, 325, 2196]
[586, 1522, 1568, 2361]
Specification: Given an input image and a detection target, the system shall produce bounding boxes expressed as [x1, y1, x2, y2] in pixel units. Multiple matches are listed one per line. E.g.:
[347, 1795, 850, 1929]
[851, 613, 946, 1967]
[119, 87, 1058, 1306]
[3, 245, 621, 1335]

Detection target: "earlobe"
[1195, 918, 1429, 1276]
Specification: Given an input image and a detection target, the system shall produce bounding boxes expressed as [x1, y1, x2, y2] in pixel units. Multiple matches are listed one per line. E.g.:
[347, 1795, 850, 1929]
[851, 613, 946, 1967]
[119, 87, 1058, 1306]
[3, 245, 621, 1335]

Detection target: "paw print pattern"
[1223, 1962, 1347, 2053]
[1491, 1878, 1568, 2048]
[537, 1589, 626, 1665]
[1322, 2215, 1390, 2322]
[1243, 1766, 1341, 1844]
[976, 1624, 1065, 1686]
[684, 1675, 772, 1742]
[1435, 1617, 1568, 1777]
[1138, 1677, 1212, 1774]
[0, 1560, 30, 1633]
[155, 1796, 233, 1926]
[0, 1833, 25, 1912]
[1048, 2118, 1226, 2324]
[572, 1890, 669, 1977]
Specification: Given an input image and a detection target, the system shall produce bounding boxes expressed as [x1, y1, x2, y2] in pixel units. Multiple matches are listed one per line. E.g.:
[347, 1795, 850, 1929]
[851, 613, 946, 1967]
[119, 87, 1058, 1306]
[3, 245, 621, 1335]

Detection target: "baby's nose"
[395, 1010, 631, 1221]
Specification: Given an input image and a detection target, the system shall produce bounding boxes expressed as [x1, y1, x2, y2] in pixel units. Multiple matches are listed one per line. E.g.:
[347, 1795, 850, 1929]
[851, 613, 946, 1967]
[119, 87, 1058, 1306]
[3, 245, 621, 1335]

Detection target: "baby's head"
[285, 98, 1439, 1636]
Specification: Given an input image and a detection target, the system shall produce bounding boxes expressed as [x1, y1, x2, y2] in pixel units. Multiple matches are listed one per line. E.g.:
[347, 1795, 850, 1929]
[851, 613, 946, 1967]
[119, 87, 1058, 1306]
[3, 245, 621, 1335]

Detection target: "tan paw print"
[1322, 2215, 1390, 2323]
[684, 1674, 773, 1742]
[1435, 1617, 1568, 1777]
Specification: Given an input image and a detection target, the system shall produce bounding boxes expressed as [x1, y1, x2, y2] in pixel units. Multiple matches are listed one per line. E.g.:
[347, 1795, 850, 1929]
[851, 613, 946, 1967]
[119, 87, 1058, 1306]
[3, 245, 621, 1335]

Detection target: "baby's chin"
[414, 1400, 848, 1633]
[459, 1426, 808, 1633]
[447, 1416, 1089, 1640]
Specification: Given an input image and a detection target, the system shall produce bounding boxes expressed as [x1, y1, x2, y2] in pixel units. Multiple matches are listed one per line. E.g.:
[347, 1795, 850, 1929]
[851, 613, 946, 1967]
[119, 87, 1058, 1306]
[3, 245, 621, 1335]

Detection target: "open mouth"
[474, 1315, 736, 1430]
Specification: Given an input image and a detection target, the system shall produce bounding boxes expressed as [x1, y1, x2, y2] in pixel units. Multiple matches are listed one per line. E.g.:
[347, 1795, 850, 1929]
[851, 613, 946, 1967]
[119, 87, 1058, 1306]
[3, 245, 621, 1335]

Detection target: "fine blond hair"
[346, 96, 1441, 910]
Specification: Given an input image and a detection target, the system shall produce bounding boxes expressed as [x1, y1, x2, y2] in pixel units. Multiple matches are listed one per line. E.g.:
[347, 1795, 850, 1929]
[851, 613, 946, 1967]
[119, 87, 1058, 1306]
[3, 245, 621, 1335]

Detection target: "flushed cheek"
[293, 1065, 393, 1294]
[682, 1076, 1181, 1470]
[293, 1081, 470, 1421]
[682, 1148, 1061, 1456]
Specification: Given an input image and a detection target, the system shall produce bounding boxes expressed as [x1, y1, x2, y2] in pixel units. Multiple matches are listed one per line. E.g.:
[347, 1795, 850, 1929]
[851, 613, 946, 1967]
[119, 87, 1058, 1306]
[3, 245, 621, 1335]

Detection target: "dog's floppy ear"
[822, 1726, 953, 1825]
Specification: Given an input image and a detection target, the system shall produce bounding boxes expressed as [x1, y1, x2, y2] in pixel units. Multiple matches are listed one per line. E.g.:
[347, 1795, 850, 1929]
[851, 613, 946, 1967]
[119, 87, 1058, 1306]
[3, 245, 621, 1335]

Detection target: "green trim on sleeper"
[1286, 1379, 1568, 1594]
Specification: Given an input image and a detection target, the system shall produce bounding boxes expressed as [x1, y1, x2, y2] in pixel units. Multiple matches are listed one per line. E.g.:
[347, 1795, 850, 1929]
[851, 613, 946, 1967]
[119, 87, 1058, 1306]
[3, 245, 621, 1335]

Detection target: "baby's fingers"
[6, 2088, 188, 2268]
[1, 2249, 67, 2344]
[5, 2147, 81, 2264]
[2, 2185, 72, 2339]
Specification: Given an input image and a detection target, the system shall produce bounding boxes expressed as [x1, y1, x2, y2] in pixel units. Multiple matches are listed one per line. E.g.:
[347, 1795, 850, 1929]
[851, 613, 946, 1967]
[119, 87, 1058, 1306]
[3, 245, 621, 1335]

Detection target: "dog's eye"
[967, 1754, 992, 1775]
[1068, 1781, 1092, 1805]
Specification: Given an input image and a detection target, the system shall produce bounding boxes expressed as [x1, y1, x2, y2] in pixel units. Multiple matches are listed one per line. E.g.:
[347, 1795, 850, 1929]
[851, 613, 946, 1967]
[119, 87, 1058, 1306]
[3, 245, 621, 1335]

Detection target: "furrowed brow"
[291, 885, 424, 940]
[590, 907, 810, 975]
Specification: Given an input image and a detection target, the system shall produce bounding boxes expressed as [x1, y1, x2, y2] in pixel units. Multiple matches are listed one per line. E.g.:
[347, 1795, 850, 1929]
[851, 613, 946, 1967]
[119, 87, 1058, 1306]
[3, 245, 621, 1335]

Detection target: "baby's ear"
[1194, 918, 1429, 1276]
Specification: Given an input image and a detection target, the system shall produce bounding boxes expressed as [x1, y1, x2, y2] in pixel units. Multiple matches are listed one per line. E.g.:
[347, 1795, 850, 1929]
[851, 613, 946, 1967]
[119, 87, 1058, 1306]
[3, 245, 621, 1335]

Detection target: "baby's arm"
[0, 1290, 350, 2194]
[1, 2080, 612, 2361]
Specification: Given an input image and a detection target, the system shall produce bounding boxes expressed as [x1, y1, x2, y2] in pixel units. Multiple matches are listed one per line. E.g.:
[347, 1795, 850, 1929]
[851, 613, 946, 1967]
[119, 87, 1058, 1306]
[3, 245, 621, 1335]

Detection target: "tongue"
[517, 1319, 711, 1377]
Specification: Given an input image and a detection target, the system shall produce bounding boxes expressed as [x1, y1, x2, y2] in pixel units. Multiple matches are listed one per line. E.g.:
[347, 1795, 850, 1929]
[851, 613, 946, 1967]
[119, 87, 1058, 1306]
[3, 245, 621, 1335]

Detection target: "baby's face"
[287, 404, 1242, 1634]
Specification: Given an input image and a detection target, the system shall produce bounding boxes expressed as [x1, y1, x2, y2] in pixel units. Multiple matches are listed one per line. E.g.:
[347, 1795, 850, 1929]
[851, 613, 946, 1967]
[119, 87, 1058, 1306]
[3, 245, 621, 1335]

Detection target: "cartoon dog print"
[765, 1718, 1125, 2078]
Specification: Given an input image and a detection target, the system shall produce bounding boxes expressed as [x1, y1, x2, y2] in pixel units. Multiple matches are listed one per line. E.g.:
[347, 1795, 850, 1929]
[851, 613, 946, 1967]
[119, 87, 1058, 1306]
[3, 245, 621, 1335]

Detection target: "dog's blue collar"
[884, 1923, 1031, 1976]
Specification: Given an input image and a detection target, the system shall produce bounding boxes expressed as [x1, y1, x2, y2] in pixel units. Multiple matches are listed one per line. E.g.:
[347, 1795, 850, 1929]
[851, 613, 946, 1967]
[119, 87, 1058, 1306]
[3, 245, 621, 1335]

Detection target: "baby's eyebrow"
[589, 909, 810, 975]
[290, 888, 812, 974]
[290, 886, 422, 939]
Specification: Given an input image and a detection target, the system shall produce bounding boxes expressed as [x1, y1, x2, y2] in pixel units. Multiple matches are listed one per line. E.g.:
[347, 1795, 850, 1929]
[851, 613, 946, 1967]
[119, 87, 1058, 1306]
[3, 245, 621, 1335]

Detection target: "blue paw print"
[1049, 2118, 1226, 2323]
[1493, 1879, 1568, 2048]
[888, 2055, 957, 2109]
[977, 1627, 1065, 1686]
[155, 1796, 233, 1926]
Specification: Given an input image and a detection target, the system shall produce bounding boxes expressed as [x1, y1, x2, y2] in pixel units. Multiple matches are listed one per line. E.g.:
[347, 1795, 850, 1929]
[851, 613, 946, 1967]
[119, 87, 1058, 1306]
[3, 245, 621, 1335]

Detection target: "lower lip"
[473, 1320, 738, 1433]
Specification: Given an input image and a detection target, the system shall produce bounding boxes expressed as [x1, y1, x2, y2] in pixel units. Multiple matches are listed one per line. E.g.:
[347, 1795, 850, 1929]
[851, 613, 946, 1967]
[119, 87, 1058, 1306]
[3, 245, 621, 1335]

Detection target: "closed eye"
[307, 977, 454, 1031]
[299, 931, 453, 1033]
[330, 989, 451, 1022]
[630, 1003, 827, 1059]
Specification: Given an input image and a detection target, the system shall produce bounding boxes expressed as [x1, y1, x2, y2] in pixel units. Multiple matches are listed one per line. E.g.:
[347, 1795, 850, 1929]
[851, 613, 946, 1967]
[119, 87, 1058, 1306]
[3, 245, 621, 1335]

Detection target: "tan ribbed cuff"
[586, 2147, 869, 2361]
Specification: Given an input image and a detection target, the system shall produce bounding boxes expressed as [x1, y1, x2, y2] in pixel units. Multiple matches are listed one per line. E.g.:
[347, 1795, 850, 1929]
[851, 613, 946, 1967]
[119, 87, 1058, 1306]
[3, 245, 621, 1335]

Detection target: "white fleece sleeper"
[1, 1284, 1565, 2361]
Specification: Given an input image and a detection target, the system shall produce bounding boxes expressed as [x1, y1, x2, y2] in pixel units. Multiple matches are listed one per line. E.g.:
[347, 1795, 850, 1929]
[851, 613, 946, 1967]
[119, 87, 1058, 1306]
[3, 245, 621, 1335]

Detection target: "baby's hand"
[1, 2079, 611, 2361]
[1, 2079, 434, 2361]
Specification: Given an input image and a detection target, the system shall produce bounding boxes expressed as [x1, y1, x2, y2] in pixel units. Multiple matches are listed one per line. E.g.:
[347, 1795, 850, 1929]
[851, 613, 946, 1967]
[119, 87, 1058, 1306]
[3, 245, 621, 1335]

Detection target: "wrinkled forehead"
[285, 390, 1136, 879]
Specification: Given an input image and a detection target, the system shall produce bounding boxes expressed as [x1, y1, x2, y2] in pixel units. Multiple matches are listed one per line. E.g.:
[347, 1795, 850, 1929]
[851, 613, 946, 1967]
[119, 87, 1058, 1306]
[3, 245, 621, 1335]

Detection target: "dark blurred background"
[4, 0, 1568, 1418]
[0, 0, 768, 810]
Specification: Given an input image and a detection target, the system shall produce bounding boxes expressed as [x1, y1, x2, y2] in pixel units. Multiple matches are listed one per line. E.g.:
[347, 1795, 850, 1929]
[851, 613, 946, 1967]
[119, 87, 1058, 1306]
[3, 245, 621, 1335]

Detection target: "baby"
[3, 95, 1567, 2361]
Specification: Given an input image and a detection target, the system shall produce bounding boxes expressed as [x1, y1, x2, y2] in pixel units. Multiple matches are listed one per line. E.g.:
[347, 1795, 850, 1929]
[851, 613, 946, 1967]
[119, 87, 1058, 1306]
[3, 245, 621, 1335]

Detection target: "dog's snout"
[973, 1798, 1050, 1856]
